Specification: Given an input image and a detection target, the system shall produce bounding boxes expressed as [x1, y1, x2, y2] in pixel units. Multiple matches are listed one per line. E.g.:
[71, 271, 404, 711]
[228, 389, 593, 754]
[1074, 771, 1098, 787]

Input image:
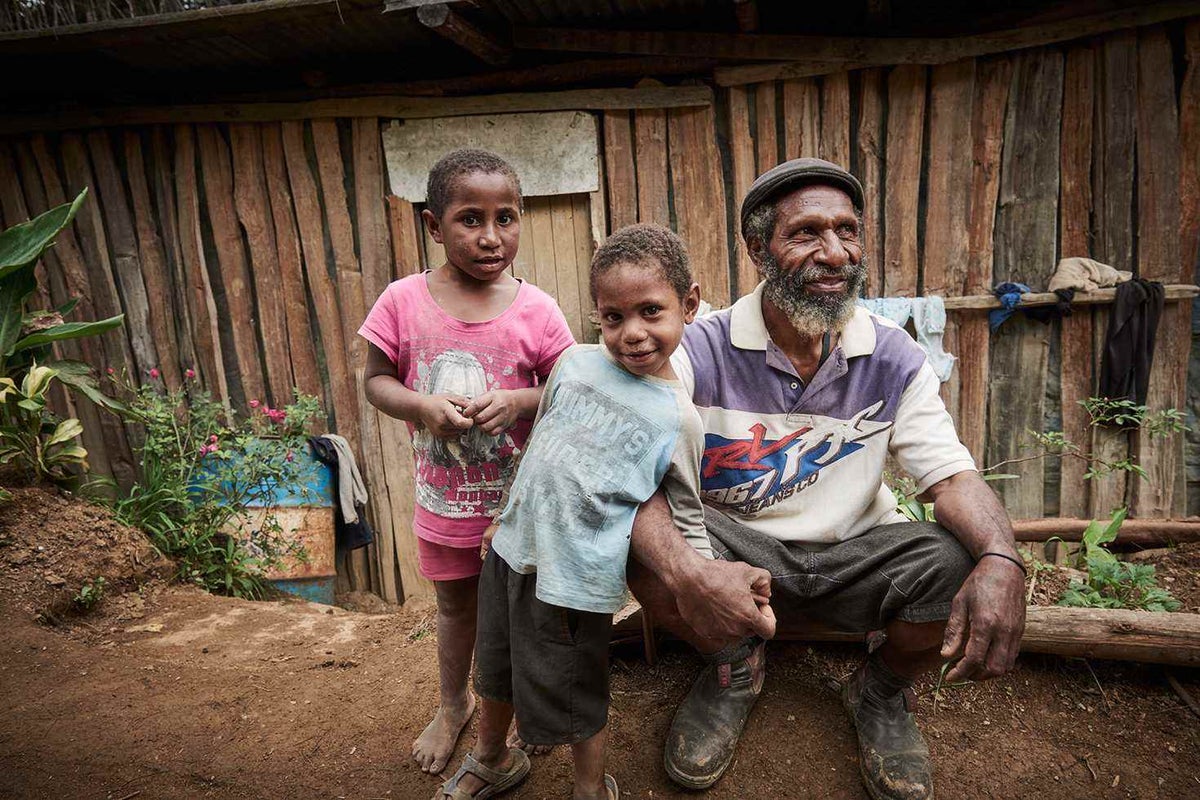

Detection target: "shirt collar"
[730, 282, 877, 358]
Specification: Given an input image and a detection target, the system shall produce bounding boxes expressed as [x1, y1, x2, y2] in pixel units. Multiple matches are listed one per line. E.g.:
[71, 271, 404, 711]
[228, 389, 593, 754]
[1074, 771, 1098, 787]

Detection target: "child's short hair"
[425, 149, 523, 218]
[590, 223, 693, 301]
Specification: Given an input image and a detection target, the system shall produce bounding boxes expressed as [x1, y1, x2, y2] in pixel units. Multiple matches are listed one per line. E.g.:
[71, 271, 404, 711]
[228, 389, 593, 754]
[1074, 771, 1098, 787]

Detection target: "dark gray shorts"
[703, 506, 973, 632]
[474, 549, 613, 746]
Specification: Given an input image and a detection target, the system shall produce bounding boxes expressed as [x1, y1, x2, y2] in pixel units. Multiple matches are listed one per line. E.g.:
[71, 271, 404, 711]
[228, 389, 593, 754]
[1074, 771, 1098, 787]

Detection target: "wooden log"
[281, 120, 361, 452]
[528, 197, 559, 299]
[1059, 45, 1097, 522]
[571, 193, 599, 344]
[781, 77, 820, 161]
[633, 105, 670, 226]
[0, 142, 53, 312]
[1090, 32, 1137, 518]
[86, 130, 161, 382]
[123, 131, 184, 394]
[261, 122, 323, 403]
[417, 3, 511, 65]
[1183, 21, 1200, 278]
[352, 118, 394, 305]
[922, 59, 975, 422]
[773, 606, 1200, 667]
[855, 68, 885, 298]
[601, 110, 637, 233]
[882, 65, 925, 297]
[149, 126, 200, 384]
[819, 71, 850, 169]
[377, 412, 434, 602]
[668, 104, 731, 307]
[727, 85, 758, 298]
[941, 285, 1197, 310]
[23, 137, 111, 483]
[753, 81, 778, 172]
[1132, 26, 1184, 518]
[171, 125, 230, 406]
[1, 87, 716, 136]
[989, 48, 1062, 521]
[1011, 517, 1200, 546]
[357, 373, 400, 604]
[386, 195, 425, 279]
[229, 122, 294, 407]
[550, 196, 585, 341]
[195, 124, 266, 407]
[59, 133, 145, 474]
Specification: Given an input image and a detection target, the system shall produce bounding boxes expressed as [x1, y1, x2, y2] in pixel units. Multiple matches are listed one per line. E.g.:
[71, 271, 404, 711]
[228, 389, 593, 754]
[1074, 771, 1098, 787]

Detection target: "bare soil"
[2, 487, 1199, 799]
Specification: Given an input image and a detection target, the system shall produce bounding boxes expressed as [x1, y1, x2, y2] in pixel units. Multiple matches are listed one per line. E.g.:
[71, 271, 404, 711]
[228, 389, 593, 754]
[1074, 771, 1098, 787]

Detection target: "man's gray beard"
[759, 252, 867, 338]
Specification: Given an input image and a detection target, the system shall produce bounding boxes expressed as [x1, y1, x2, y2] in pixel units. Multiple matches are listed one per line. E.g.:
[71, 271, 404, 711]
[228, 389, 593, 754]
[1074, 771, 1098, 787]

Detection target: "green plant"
[0, 363, 89, 484]
[73, 576, 107, 610]
[112, 375, 321, 599]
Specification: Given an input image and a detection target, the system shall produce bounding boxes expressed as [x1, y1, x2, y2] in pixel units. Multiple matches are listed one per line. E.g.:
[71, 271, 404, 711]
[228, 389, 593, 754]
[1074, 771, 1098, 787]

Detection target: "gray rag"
[321, 434, 368, 525]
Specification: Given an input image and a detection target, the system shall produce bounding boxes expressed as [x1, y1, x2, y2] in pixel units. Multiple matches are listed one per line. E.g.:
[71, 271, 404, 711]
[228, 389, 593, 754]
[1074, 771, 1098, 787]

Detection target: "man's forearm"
[629, 491, 709, 590]
[925, 470, 1019, 560]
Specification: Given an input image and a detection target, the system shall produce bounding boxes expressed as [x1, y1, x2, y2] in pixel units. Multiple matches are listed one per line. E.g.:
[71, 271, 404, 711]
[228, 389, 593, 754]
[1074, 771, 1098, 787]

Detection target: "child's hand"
[419, 394, 474, 438]
[462, 390, 520, 436]
[480, 520, 499, 559]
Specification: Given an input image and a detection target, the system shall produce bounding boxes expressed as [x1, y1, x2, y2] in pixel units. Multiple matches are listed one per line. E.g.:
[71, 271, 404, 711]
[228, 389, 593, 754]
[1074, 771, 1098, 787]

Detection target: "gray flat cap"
[739, 158, 864, 233]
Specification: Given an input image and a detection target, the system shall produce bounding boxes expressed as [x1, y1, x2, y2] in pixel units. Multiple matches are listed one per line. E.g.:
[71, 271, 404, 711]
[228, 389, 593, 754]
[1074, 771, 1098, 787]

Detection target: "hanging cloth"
[1098, 279, 1165, 420]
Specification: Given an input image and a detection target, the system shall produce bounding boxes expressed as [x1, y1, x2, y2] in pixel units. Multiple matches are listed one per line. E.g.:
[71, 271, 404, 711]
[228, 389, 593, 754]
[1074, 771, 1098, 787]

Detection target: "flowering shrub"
[112, 370, 323, 599]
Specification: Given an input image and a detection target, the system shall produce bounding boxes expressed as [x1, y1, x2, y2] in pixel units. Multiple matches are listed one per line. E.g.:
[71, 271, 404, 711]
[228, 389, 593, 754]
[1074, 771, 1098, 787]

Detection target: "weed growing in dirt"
[111, 375, 323, 599]
[73, 576, 106, 610]
[1055, 509, 1181, 612]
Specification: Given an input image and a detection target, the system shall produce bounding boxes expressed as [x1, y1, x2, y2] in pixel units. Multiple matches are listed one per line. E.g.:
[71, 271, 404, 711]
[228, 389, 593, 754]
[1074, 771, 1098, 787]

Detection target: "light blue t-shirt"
[490, 345, 712, 614]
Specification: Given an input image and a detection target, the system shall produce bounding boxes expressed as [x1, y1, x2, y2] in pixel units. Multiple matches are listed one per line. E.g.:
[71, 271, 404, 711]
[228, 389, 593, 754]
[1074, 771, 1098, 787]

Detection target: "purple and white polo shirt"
[670, 282, 975, 544]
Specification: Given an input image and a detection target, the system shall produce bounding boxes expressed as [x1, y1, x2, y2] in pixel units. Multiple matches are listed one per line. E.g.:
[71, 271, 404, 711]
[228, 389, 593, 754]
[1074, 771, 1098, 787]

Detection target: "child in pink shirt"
[359, 149, 574, 777]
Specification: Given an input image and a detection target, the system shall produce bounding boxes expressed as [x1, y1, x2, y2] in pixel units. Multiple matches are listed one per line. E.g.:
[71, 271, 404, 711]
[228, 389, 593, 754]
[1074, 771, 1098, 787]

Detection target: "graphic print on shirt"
[515, 380, 664, 536]
[700, 400, 891, 515]
[414, 347, 520, 519]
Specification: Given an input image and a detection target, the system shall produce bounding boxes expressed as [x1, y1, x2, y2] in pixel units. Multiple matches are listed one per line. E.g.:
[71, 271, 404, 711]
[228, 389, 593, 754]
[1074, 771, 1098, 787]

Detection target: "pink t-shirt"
[358, 273, 575, 547]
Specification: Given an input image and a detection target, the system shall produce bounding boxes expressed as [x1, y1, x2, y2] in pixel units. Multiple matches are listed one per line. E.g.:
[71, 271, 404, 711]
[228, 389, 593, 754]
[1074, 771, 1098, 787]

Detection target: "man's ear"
[421, 208, 443, 244]
[682, 283, 701, 324]
[745, 234, 767, 269]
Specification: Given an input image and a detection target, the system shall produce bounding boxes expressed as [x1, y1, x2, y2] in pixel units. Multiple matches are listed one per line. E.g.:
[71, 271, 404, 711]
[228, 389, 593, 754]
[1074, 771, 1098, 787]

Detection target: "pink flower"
[285, 450, 294, 462]
[267, 408, 287, 423]
[209, 434, 218, 444]
[186, 368, 196, 379]
[149, 368, 160, 379]
[249, 400, 260, 408]
[106, 367, 114, 376]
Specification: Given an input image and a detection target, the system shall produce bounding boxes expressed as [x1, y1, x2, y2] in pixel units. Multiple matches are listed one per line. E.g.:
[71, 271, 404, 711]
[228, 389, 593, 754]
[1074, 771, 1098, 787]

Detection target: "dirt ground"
[2, 486, 1199, 799]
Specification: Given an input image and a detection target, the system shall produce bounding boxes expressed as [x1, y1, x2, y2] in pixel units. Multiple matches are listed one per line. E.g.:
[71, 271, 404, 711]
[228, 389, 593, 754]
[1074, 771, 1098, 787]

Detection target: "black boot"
[663, 639, 765, 789]
[841, 653, 934, 800]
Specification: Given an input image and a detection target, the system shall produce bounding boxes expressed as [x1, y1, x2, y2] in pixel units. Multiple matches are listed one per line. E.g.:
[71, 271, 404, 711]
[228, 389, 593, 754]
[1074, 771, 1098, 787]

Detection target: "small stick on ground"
[1165, 671, 1200, 720]
[1083, 659, 1111, 712]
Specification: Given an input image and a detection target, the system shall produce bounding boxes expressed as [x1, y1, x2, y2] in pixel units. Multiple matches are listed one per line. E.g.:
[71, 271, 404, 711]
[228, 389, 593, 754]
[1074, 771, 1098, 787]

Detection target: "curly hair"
[425, 149, 523, 218]
[589, 223, 693, 300]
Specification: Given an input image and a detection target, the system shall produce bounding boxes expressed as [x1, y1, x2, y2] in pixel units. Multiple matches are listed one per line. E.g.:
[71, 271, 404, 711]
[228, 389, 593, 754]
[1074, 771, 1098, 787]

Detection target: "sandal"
[434, 749, 530, 800]
[604, 773, 620, 800]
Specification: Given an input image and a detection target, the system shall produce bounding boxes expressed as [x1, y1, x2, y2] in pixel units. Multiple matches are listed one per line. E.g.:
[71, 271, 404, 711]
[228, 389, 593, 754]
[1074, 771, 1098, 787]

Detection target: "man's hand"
[674, 559, 777, 642]
[462, 390, 520, 436]
[480, 520, 499, 559]
[940, 556, 1026, 682]
[418, 394, 473, 438]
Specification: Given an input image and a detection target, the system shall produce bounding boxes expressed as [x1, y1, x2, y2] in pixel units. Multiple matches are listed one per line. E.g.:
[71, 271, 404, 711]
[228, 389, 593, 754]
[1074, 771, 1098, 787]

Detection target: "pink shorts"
[417, 536, 484, 582]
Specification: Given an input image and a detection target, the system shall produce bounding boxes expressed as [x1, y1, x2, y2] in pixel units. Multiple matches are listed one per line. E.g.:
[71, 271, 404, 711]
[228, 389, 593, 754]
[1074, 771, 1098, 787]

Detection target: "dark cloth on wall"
[989, 283, 1074, 331]
[308, 436, 375, 550]
[1098, 279, 1164, 420]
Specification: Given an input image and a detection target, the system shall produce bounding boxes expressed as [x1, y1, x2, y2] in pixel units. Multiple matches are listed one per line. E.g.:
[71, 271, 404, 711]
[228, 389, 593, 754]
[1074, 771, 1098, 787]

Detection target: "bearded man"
[625, 159, 1027, 800]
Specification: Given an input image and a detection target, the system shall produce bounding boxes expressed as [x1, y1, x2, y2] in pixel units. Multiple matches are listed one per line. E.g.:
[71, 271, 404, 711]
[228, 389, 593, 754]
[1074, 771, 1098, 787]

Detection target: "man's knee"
[906, 522, 974, 596]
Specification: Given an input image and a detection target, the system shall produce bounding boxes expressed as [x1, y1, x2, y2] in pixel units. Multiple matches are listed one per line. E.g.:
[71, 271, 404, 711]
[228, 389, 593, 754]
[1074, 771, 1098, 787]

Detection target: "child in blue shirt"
[435, 224, 712, 800]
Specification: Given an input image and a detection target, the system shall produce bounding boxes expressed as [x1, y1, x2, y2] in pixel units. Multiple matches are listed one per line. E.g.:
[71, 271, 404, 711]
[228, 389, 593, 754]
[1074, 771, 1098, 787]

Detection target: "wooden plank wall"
[663, 23, 1198, 521]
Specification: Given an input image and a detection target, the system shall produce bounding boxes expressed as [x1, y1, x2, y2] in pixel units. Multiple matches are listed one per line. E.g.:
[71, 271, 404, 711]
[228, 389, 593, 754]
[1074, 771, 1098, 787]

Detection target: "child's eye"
[603, 313, 622, 324]
[498, 213, 515, 225]
[643, 305, 662, 317]
[462, 215, 480, 226]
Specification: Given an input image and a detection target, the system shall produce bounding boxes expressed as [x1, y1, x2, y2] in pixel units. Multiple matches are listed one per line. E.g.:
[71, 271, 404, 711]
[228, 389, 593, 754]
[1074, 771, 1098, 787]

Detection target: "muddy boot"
[841, 653, 933, 800]
[663, 639, 765, 789]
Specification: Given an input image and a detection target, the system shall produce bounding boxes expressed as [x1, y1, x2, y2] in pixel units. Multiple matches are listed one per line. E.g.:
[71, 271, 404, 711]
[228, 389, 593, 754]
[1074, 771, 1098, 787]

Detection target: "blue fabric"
[490, 347, 689, 614]
[989, 282, 1032, 331]
[857, 297, 956, 382]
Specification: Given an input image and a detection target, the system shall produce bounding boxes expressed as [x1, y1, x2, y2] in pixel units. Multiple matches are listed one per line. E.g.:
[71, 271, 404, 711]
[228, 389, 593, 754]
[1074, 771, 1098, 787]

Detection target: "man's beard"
[759, 252, 867, 338]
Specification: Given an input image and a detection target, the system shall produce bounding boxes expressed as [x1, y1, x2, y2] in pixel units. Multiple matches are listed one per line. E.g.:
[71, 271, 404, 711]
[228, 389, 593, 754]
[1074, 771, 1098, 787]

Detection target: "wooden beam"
[753, 81, 778, 172]
[1182, 21, 1200, 278]
[1011, 517, 1200, 546]
[633, 104, 670, 226]
[988, 48, 1063, 521]
[727, 86, 757, 298]
[601, 111, 637, 232]
[0, 86, 714, 136]
[941, 285, 1199, 310]
[854, 69, 884, 298]
[668, 104, 731, 307]
[819, 71, 850, 169]
[417, 3, 511, 66]
[882, 64, 925, 297]
[781, 77, 820, 161]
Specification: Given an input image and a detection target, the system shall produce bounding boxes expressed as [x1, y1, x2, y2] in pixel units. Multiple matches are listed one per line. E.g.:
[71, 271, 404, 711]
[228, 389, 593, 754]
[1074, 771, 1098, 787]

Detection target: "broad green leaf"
[9, 315, 125, 356]
[0, 377, 15, 402]
[46, 418, 83, 448]
[0, 188, 87, 280]
[50, 359, 131, 414]
[1098, 507, 1127, 546]
[52, 443, 88, 463]
[21, 363, 57, 398]
[0, 265, 38, 360]
[55, 296, 80, 317]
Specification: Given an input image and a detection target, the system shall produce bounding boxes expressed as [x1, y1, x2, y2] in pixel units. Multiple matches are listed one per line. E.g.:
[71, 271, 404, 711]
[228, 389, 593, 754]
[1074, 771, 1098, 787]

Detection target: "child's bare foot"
[506, 720, 554, 755]
[413, 694, 477, 774]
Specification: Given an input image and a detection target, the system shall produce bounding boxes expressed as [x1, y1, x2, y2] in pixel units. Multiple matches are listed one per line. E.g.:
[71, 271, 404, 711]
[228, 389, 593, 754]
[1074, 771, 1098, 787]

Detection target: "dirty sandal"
[435, 749, 530, 799]
[604, 773, 620, 800]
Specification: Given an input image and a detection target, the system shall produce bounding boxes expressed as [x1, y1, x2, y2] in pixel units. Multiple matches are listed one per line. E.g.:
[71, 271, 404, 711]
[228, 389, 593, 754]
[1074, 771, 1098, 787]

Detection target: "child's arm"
[364, 343, 473, 439]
